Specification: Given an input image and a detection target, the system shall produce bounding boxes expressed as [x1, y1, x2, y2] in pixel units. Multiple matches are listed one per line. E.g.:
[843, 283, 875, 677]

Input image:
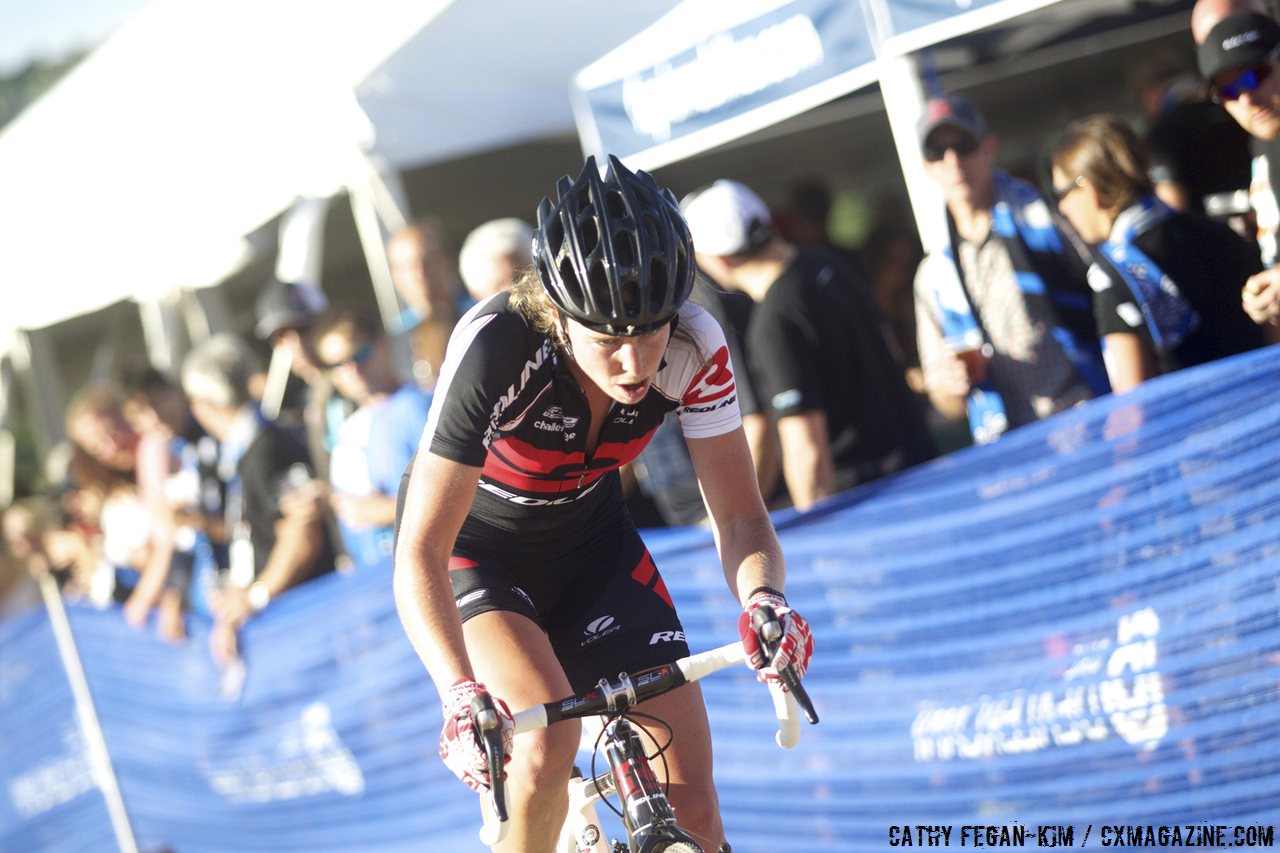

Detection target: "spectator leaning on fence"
[181, 334, 337, 666]
[1051, 114, 1266, 392]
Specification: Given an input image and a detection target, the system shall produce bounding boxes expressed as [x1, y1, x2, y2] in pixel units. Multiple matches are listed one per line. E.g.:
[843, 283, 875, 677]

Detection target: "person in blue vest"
[308, 305, 432, 569]
[912, 93, 1111, 445]
[1051, 114, 1266, 391]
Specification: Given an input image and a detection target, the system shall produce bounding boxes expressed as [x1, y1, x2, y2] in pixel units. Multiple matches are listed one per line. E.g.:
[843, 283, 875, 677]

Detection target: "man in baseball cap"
[916, 93, 990, 154]
[1192, 0, 1280, 330]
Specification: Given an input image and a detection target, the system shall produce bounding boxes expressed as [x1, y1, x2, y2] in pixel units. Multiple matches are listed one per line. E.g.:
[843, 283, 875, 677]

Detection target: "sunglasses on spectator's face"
[1052, 175, 1088, 201]
[1212, 50, 1280, 103]
[923, 134, 981, 162]
[322, 340, 374, 371]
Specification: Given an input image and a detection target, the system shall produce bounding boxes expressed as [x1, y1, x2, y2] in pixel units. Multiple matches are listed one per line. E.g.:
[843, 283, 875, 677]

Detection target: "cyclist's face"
[1215, 59, 1280, 140]
[563, 320, 671, 405]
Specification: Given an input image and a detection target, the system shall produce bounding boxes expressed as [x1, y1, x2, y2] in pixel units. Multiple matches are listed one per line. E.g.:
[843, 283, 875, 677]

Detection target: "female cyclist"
[393, 155, 813, 853]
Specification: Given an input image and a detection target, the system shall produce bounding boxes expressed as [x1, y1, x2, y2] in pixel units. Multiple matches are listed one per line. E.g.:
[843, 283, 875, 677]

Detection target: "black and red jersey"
[423, 293, 740, 529]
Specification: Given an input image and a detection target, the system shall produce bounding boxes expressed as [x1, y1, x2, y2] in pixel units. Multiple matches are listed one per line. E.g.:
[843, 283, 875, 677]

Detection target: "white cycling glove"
[737, 588, 814, 688]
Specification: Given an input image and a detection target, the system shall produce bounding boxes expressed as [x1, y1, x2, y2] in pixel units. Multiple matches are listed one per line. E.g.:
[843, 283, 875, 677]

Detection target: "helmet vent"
[606, 189, 627, 219]
[620, 279, 641, 320]
[612, 230, 635, 267]
[580, 218, 599, 257]
[559, 258, 584, 307]
[648, 259, 668, 314]
[545, 219, 564, 255]
[588, 260, 611, 316]
[673, 244, 690, 298]
[642, 213, 661, 246]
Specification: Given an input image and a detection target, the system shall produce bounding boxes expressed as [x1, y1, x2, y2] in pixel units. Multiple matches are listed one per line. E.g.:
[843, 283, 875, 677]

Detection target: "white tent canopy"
[0, 0, 453, 337]
[0, 0, 685, 340]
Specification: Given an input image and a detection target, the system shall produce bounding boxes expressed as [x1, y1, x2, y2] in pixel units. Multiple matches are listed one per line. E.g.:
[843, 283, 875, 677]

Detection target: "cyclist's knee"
[510, 718, 580, 788]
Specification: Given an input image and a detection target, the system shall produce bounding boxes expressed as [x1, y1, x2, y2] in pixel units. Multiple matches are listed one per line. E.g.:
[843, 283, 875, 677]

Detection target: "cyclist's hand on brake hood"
[439, 679, 514, 792]
[738, 588, 814, 687]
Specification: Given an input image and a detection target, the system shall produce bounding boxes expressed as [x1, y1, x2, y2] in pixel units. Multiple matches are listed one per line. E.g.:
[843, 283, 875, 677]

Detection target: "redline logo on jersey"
[683, 346, 735, 404]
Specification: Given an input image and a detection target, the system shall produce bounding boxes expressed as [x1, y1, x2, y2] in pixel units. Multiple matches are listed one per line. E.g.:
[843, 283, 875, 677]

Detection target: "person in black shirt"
[683, 179, 935, 511]
[1052, 114, 1266, 391]
[1194, 3, 1280, 330]
[181, 334, 336, 666]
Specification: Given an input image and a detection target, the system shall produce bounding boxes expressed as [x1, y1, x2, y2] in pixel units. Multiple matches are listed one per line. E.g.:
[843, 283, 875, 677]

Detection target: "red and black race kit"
[411, 292, 741, 689]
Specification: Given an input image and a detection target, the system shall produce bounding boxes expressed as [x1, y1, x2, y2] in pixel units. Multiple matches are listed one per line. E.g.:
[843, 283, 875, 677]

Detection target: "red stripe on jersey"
[449, 556, 479, 572]
[631, 550, 656, 585]
[651, 573, 674, 609]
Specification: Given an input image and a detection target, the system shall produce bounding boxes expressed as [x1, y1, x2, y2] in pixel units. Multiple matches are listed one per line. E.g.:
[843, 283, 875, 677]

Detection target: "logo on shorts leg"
[650, 630, 686, 645]
[582, 614, 622, 647]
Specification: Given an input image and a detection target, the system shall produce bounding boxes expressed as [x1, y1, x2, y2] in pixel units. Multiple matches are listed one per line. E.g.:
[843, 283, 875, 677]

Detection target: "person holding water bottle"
[912, 93, 1111, 444]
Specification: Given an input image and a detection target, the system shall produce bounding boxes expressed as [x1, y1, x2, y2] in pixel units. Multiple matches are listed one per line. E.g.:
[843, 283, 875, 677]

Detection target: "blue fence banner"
[3, 345, 1280, 851]
[573, 0, 875, 168]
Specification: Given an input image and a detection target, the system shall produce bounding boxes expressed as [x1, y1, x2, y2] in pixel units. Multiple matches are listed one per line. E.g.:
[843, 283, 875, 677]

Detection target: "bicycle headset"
[534, 154, 694, 337]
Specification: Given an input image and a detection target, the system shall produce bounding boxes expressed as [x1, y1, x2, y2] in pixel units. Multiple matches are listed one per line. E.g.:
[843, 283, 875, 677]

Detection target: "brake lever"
[751, 605, 819, 725]
[471, 694, 509, 825]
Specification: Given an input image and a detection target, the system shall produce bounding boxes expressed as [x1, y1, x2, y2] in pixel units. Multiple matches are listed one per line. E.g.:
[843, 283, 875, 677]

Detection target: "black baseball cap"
[1198, 12, 1280, 81]
[917, 94, 989, 147]
[253, 279, 328, 340]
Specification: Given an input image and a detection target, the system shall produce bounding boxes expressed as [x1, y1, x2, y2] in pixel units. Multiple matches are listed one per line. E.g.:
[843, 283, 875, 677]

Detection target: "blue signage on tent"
[575, 0, 874, 166]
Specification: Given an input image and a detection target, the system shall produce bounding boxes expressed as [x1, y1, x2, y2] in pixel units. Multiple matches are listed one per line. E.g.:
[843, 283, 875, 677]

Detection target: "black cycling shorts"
[447, 507, 691, 694]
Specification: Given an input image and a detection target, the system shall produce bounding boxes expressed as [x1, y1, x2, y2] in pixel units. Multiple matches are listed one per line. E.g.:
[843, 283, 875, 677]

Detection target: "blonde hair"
[1052, 114, 1153, 216]
[509, 267, 711, 364]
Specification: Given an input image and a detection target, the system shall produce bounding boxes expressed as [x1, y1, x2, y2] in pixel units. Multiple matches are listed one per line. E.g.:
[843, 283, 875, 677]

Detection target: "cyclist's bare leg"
[627, 680, 726, 850]
[463, 609, 581, 853]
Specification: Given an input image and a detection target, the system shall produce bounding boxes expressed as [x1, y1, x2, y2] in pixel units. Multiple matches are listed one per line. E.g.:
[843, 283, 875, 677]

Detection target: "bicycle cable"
[588, 709, 678, 822]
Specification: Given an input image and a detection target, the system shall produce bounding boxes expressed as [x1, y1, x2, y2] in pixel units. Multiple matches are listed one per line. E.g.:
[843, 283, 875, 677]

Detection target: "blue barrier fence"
[3, 346, 1280, 851]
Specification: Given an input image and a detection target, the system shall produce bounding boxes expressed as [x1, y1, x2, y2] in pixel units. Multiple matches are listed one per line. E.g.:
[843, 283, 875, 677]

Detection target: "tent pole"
[38, 574, 140, 853]
[862, 0, 950, 255]
[348, 181, 404, 335]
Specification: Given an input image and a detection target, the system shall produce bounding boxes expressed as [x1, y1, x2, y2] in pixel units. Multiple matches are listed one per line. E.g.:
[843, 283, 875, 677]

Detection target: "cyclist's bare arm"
[393, 450, 483, 687]
[686, 426, 786, 603]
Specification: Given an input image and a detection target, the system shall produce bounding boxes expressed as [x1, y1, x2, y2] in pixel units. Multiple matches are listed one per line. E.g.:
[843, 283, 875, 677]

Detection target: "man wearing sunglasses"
[1195, 2, 1280, 329]
[912, 94, 1109, 446]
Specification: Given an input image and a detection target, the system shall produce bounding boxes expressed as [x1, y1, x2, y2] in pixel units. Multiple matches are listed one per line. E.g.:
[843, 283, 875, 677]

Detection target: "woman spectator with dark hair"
[1051, 114, 1266, 391]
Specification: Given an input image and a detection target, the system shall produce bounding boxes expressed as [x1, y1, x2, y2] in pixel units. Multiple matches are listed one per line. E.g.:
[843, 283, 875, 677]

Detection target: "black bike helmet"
[534, 154, 694, 336]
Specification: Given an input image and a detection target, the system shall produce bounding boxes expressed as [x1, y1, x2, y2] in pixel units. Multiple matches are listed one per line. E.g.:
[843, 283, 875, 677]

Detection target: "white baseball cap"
[681, 179, 772, 256]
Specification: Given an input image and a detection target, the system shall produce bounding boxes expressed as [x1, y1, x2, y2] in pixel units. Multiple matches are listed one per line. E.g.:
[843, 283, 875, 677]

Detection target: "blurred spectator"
[912, 93, 1110, 445]
[8, 489, 100, 600]
[308, 306, 432, 567]
[685, 179, 934, 511]
[1194, 3, 1280, 330]
[1051, 114, 1266, 391]
[253, 278, 347, 481]
[861, 217, 925, 388]
[775, 177, 864, 275]
[457, 217, 534, 302]
[386, 217, 468, 388]
[0, 550, 40, 620]
[181, 335, 336, 666]
[117, 367, 205, 642]
[1128, 49, 1252, 215]
[64, 384, 149, 605]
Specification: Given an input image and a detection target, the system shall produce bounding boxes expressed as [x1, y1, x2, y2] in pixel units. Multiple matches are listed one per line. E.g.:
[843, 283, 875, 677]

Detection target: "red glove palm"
[738, 589, 814, 688]
[439, 679, 514, 792]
